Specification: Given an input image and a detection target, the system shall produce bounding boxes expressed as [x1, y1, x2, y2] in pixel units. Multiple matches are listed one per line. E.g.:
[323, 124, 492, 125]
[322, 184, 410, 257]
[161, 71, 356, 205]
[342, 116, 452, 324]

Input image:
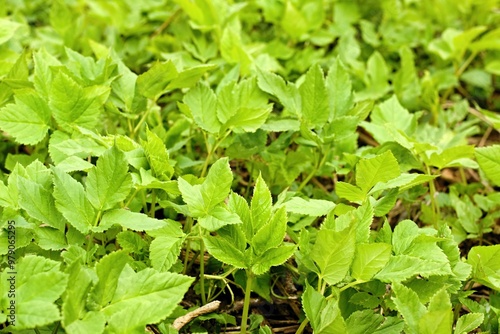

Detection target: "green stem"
[182, 217, 194, 275]
[51, 321, 60, 334]
[456, 51, 478, 77]
[149, 190, 156, 218]
[295, 319, 309, 334]
[34, 329, 41, 334]
[123, 188, 140, 209]
[198, 225, 207, 305]
[200, 130, 231, 178]
[339, 280, 365, 293]
[240, 271, 254, 334]
[426, 166, 439, 228]
[297, 151, 327, 192]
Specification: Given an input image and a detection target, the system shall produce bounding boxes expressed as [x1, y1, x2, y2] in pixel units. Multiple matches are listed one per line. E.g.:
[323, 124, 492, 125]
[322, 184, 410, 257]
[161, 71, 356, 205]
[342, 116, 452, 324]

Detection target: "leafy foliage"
[0, 1, 499, 333]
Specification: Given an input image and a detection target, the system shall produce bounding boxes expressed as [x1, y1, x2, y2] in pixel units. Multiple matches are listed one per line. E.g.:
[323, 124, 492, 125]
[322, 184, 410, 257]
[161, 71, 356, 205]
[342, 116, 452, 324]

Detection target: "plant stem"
[182, 217, 194, 275]
[297, 151, 327, 192]
[149, 190, 156, 218]
[295, 319, 309, 334]
[198, 225, 207, 305]
[240, 271, 254, 334]
[426, 166, 439, 228]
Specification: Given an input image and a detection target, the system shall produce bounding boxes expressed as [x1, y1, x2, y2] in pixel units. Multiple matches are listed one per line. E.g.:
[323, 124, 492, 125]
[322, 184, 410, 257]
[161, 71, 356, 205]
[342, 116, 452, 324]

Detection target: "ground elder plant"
[0, 1, 500, 333]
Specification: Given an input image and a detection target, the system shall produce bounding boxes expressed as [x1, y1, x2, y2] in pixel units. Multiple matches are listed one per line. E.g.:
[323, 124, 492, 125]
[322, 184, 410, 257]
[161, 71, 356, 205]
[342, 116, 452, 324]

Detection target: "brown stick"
[172, 301, 221, 330]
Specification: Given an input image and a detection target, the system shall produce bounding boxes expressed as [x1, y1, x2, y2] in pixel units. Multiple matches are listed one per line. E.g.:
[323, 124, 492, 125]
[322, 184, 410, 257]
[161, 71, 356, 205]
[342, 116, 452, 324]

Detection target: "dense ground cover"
[0, 0, 500, 333]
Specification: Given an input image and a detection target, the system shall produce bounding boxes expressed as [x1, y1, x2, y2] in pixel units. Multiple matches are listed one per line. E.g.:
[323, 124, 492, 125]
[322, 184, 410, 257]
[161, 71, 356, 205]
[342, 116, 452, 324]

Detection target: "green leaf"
[1, 255, 68, 330]
[52, 167, 95, 233]
[97, 209, 167, 232]
[375, 254, 451, 282]
[204, 235, 247, 268]
[142, 127, 174, 181]
[281, 1, 308, 39]
[336, 182, 365, 203]
[86, 146, 133, 211]
[475, 145, 500, 186]
[90, 251, 130, 308]
[0, 18, 22, 45]
[283, 197, 335, 216]
[17, 176, 66, 230]
[251, 244, 296, 275]
[150, 236, 184, 272]
[201, 157, 233, 211]
[302, 283, 326, 330]
[49, 71, 110, 129]
[326, 58, 354, 119]
[467, 245, 500, 290]
[137, 61, 178, 99]
[256, 68, 301, 115]
[167, 64, 217, 90]
[250, 174, 272, 233]
[356, 150, 400, 193]
[0, 90, 51, 145]
[252, 206, 288, 255]
[345, 310, 384, 334]
[62, 262, 96, 328]
[101, 265, 194, 333]
[419, 288, 453, 334]
[351, 243, 392, 281]
[392, 283, 426, 334]
[358, 51, 390, 100]
[224, 105, 273, 133]
[454, 313, 484, 334]
[392, 219, 420, 255]
[198, 205, 242, 231]
[182, 82, 221, 134]
[311, 225, 356, 285]
[299, 65, 329, 127]
[178, 177, 205, 217]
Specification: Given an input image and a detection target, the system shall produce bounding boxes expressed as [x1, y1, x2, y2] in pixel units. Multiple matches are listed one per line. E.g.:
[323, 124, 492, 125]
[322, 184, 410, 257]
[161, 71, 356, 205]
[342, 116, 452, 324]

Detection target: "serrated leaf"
[251, 244, 296, 275]
[86, 146, 132, 211]
[201, 157, 232, 211]
[137, 61, 178, 99]
[204, 235, 247, 268]
[178, 177, 205, 217]
[150, 236, 184, 272]
[167, 64, 217, 90]
[90, 251, 130, 308]
[52, 167, 95, 233]
[198, 205, 242, 231]
[224, 105, 272, 133]
[17, 176, 66, 230]
[252, 206, 287, 255]
[142, 127, 174, 180]
[336, 182, 365, 203]
[375, 254, 451, 282]
[49, 71, 110, 129]
[326, 58, 353, 119]
[250, 174, 272, 233]
[356, 150, 400, 193]
[97, 209, 167, 232]
[351, 243, 392, 281]
[182, 82, 221, 134]
[0, 90, 51, 145]
[454, 313, 484, 334]
[467, 245, 500, 290]
[392, 283, 426, 334]
[283, 197, 335, 216]
[1, 255, 68, 330]
[345, 310, 384, 334]
[256, 68, 301, 115]
[311, 225, 356, 285]
[62, 262, 95, 328]
[475, 145, 500, 186]
[101, 265, 194, 332]
[419, 288, 453, 334]
[299, 65, 329, 128]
